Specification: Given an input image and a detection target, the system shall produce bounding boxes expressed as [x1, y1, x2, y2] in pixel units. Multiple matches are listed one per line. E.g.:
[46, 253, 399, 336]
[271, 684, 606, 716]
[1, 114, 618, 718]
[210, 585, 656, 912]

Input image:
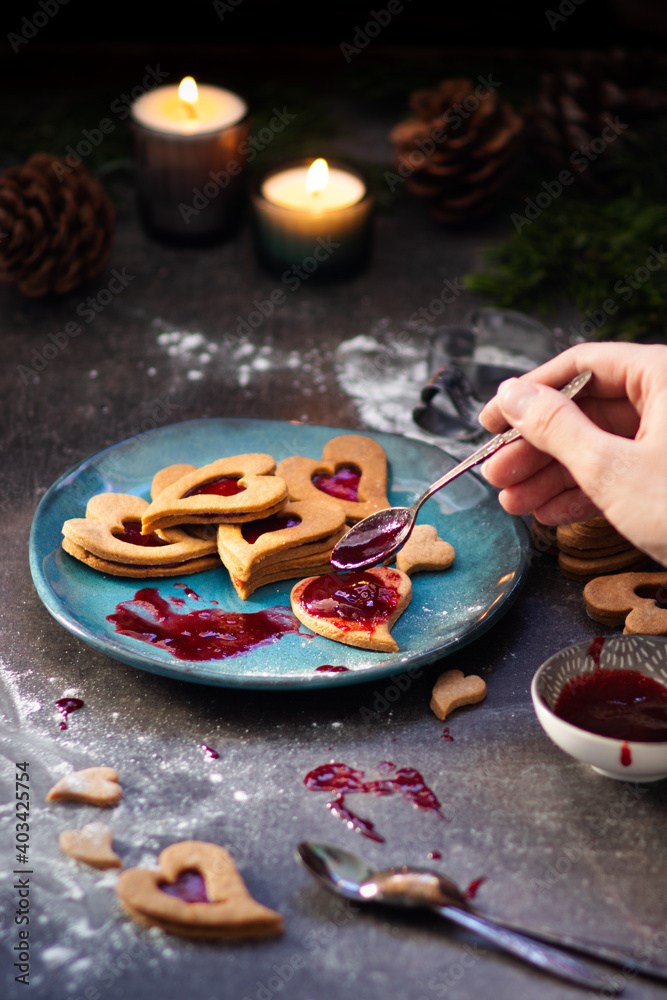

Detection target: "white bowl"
[531, 635, 667, 782]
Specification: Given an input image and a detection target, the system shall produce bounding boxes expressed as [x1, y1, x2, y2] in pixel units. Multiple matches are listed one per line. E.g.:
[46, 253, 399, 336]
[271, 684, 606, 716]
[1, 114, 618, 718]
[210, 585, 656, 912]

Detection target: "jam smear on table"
[159, 870, 210, 903]
[327, 795, 384, 842]
[586, 636, 605, 669]
[441, 727, 454, 742]
[112, 520, 169, 547]
[463, 876, 487, 901]
[107, 587, 300, 661]
[55, 697, 84, 730]
[427, 850, 442, 860]
[315, 665, 351, 673]
[298, 571, 401, 635]
[312, 465, 361, 503]
[554, 668, 667, 742]
[242, 513, 301, 545]
[304, 761, 442, 842]
[183, 476, 246, 498]
[201, 744, 220, 760]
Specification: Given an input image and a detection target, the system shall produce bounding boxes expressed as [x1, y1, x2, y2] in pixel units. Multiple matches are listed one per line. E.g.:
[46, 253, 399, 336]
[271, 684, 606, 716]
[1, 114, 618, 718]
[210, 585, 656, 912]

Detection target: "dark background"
[1, 0, 666, 90]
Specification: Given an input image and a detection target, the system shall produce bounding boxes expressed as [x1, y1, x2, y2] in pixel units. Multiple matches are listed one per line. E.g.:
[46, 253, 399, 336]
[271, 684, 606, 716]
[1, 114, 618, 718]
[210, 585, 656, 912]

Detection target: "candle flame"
[178, 77, 199, 117]
[306, 158, 328, 195]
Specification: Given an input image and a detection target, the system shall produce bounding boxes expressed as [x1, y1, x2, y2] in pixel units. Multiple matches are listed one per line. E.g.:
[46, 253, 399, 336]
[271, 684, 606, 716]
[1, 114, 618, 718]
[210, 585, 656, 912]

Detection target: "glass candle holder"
[131, 83, 251, 244]
[250, 158, 374, 280]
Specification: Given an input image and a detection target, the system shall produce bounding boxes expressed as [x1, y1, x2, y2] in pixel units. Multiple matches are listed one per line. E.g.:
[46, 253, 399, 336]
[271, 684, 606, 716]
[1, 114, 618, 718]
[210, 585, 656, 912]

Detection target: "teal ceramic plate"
[29, 418, 530, 689]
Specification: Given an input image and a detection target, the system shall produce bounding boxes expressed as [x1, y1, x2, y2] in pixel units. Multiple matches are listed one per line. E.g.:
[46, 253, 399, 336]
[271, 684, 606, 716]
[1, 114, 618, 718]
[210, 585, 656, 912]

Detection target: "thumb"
[497, 378, 626, 503]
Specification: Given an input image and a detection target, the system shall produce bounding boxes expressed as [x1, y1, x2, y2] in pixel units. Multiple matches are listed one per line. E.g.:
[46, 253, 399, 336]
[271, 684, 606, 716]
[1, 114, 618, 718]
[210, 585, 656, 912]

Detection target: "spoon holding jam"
[331, 370, 592, 571]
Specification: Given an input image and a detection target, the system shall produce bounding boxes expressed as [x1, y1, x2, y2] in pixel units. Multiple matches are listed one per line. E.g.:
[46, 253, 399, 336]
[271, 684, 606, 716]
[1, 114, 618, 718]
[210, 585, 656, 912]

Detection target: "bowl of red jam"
[531, 635, 667, 781]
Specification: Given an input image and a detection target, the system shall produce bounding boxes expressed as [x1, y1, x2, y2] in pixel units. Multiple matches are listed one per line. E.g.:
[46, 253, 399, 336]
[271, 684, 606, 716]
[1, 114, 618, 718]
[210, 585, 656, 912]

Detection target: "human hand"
[478, 342, 667, 566]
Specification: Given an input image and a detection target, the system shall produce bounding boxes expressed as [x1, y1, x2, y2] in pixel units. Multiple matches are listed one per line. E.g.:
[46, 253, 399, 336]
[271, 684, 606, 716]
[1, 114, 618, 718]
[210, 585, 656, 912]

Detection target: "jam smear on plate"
[107, 587, 299, 661]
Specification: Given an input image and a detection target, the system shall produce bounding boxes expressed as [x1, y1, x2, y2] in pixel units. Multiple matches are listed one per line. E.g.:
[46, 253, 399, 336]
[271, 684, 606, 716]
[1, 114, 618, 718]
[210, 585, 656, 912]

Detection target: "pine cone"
[523, 53, 667, 188]
[389, 78, 524, 224]
[0, 153, 115, 297]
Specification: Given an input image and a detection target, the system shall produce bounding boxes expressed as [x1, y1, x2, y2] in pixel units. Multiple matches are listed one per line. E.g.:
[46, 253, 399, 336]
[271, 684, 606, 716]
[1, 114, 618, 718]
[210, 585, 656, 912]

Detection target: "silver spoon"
[330, 370, 593, 571]
[297, 841, 628, 991]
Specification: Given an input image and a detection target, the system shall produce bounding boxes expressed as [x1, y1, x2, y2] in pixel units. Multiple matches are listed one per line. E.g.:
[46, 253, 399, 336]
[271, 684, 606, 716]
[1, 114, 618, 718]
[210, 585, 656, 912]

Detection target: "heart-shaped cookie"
[291, 567, 412, 652]
[583, 571, 667, 633]
[430, 669, 487, 720]
[277, 435, 390, 523]
[47, 767, 122, 806]
[394, 524, 455, 575]
[116, 840, 283, 939]
[150, 464, 219, 543]
[142, 454, 288, 533]
[218, 499, 346, 578]
[62, 493, 219, 577]
[59, 822, 122, 869]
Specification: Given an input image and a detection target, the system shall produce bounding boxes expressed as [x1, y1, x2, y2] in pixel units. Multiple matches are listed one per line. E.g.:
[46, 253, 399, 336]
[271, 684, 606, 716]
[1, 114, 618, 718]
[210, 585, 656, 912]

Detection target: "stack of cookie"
[217, 499, 348, 600]
[532, 515, 649, 581]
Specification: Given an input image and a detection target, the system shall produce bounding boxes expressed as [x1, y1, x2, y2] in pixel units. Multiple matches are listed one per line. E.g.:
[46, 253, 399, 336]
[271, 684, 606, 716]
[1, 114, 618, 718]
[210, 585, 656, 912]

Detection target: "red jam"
[315, 665, 351, 673]
[183, 476, 246, 498]
[587, 635, 605, 668]
[55, 697, 84, 730]
[304, 761, 442, 842]
[463, 876, 487, 900]
[112, 520, 169, 547]
[159, 870, 210, 903]
[553, 668, 667, 741]
[312, 465, 361, 502]
[107, 587, 300, 661]
[298, 571, 401, 635]
[241, 513, 301, 544]
[201, 744, 220, 760]
[620, 741, 632, 767]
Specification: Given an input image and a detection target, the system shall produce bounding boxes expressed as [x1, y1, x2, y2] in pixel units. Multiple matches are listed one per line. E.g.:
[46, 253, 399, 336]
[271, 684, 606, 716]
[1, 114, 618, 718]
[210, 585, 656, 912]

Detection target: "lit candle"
[131, 77, 250, 242]
[251, 158, 374, 279]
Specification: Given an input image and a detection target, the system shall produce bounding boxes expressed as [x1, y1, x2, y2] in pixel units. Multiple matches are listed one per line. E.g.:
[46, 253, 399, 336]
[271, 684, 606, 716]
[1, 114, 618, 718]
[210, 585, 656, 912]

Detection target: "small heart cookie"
[59, 822, 122, 869]
[116, 840, 283, 939]
[142, 454, 288, 533]
[291, 567, 412, 652]
[62, 493, 219, 577]
[47, 767, 122, 806]
[583, 571, 667, 633]
[277, 435, 390, 523]
[395, 524, 455, 575]
[430, 670, 487, 720]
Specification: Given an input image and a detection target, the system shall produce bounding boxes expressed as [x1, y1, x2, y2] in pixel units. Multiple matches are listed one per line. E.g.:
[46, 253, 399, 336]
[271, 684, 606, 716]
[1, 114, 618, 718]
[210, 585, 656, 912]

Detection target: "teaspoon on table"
[297, 840, 667, 991]
[330, 370, 593, 571]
